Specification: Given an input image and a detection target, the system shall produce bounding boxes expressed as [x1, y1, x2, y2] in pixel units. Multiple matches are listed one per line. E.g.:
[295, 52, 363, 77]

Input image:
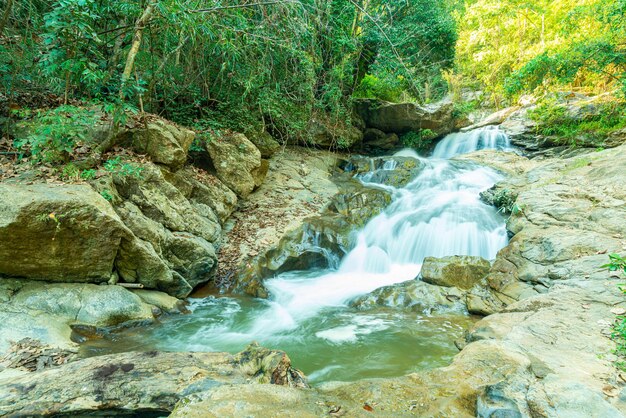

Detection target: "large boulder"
[205, 133, 265, 197]
[354, 98, 469, 136]
[421, 255, 491, 290]
[0, 343, 307, 416]
[247, 130, 282, 158]
[0, 279, 181, 354]
[350, 279, 465, 313]
[0, 184, 128, 283]
[121, 118, 195, 170]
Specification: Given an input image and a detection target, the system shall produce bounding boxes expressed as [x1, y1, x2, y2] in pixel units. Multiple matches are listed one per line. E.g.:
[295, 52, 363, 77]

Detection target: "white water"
[432, 125, 510, 158]
[237, 126, 511, 340]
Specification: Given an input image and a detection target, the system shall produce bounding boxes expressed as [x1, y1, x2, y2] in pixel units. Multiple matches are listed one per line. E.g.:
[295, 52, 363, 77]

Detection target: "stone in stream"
[0, 279, 184, 354]
[421, 255, 491, 290]
[0, 343, 308, 416]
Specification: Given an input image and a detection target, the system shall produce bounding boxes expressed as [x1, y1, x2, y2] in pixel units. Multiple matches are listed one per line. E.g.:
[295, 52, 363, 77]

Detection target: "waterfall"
[264, 126, 510, 328]
[86, 126, 513, 383]
[432, 125, 510, 158]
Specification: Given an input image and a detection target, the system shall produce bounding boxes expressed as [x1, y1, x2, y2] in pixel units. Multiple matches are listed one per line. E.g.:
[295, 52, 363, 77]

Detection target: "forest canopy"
[0, 0, 624, 142]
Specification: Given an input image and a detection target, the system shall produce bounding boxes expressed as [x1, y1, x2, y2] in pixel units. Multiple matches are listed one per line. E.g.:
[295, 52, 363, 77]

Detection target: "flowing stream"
[82, 126, 512, 383]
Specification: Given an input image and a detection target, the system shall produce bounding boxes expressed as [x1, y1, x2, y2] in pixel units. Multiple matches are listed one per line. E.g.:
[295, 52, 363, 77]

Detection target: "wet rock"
[421, 255, 491, 290]
[232, 183, 392, 298]
[350, 279, 465, 313]
[213, 147, 341, 294]
[205, 132, 264, 197]
[0, 279, 178, 354]
[0, 344, 308, 417]
[0, 183, 128, 283]
[341, 155, 423, 188]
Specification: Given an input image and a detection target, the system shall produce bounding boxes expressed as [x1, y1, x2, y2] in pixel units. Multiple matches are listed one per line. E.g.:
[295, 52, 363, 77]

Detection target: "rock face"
[0, 279, 182, 353]
[0, 343, 307, 417]
[0, 183, 128, 282]
[495, 93, 626, 153]
[210, 147, 341, 295]
[205, 132, 266, 197]
[421, 255, 491, 290]
[355, 98, 470, 136]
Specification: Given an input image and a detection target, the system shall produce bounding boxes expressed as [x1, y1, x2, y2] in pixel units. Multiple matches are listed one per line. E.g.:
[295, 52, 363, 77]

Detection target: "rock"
[205, 132, 264, 197]
[232, 181, 392, 298]
[122, 117, 195, 170]
[308, 116, 363, 149]
[421, 255, 491, 290]
[361, 128, 400, 152]
[0, 279, 176, 354]
[350, 279, 465, 313]
[247, 130, 282, 158]
[341, 155, 423, 188]
[170, 384, 324, 418]
[499, 93, 626, 152]
[354, 98, 469, 136]
[461, 106, 520, 132]
[132, 289, 186, 313]
[0, 344, 307, 416]
[0, 183, 128, 283]
[212, 147, 340, 294]
[164, 167, 238, 223]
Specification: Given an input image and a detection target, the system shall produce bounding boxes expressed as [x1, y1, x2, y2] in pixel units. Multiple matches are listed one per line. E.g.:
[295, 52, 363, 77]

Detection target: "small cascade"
[432, 125, 510, 158]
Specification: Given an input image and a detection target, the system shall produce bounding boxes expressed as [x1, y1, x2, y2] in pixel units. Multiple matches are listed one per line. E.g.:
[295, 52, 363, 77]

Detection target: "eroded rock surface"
[0, 343, 307, 417]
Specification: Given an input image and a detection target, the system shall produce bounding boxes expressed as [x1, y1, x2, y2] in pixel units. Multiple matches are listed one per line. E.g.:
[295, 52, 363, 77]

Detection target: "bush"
[14, 106, 96, 163]
[400, 129, 438, 150]
[353, 74, 404, 102]
[527, 98, 626, 146]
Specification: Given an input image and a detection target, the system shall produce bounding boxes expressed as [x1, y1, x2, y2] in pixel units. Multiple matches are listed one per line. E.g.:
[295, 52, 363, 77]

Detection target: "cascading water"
[82, 126, 512, 383]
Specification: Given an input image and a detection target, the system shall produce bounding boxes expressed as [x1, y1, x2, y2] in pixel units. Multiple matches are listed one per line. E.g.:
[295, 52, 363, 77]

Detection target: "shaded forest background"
[0, 0, 624, 150]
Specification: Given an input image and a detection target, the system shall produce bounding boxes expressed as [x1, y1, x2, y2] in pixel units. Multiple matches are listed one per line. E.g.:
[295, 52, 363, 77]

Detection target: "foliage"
[400, 129, 438, 150]
[2, 0, 461, 148]
[104, 157, 143, 178]
[527, 97, 626, 146]
[603, 253, 626, 275]
[13, 105, 96, 163]
[353, 74, 403, 102]
[455, 0, 626, 103]
[607, 253, 626, 369]
[490, 188, 519, 215]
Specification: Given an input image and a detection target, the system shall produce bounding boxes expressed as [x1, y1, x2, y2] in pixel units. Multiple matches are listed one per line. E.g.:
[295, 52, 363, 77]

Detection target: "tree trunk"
[119, 1, 156, 102]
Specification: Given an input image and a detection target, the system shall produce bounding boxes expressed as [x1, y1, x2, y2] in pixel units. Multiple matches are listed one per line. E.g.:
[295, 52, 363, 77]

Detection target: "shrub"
[14, 106, 96, 163]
